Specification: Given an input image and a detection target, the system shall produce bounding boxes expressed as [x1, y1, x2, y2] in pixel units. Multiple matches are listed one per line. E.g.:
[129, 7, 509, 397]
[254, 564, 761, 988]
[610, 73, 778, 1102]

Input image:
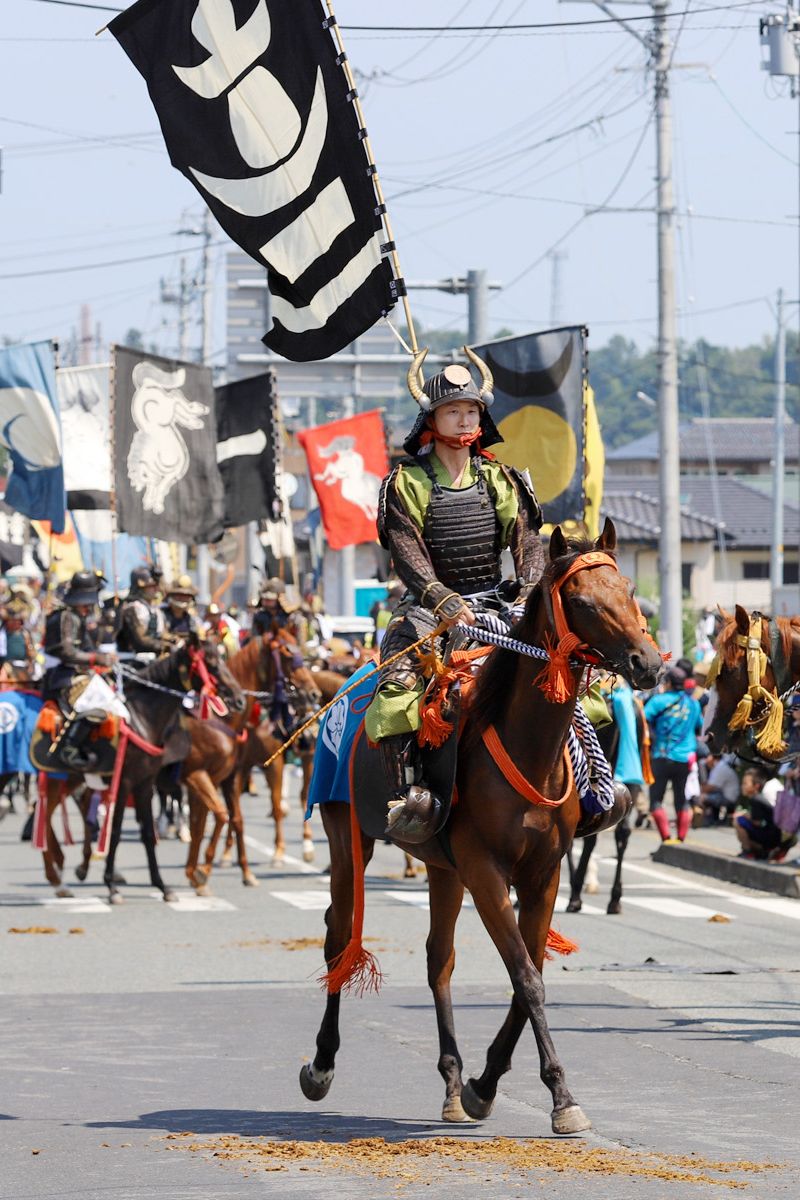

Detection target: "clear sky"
[1, 0, 797, 366]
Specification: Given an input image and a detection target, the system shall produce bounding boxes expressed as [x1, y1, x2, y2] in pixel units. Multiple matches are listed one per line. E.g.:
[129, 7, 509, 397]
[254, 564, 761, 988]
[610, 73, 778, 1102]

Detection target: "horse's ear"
[596, 517, 617, 554]
[717, 604, 730, 624]
[549, 526, 568, 560]
[734, 605, 750, 637]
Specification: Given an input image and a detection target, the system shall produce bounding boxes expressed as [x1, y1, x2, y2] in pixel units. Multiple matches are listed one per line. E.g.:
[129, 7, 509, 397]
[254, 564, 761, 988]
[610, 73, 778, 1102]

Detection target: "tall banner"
[0, 341, 65, 533]
[57, 363, 111, 510]
[112, 346, 225, 544]
[70, 510, 148, 594]
[583, 385, 605, 538]
[215, 371, 280, 527]
[298, 410, 388, 551]
[109, 0, 396, 361]
[474, 327, 589, 527]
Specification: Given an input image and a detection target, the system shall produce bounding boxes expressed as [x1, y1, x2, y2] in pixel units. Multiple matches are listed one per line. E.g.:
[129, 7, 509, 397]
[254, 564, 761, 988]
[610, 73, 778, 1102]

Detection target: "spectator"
[643, 665, 704, 842]
[699, 751, 740, 825]
[733, 768, 796, 862]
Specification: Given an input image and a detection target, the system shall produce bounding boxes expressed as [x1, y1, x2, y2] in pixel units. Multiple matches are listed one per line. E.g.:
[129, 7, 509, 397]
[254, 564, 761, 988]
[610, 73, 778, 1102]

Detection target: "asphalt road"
[1, 767, 799, 1199]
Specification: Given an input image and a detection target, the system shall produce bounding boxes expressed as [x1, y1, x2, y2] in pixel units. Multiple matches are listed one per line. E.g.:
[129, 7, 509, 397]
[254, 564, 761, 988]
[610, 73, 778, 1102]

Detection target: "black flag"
[215, 371, 281, 527]
[474, 328, 587, 526]
[109, 0, 396, 361]
[112, 346, 225, 543]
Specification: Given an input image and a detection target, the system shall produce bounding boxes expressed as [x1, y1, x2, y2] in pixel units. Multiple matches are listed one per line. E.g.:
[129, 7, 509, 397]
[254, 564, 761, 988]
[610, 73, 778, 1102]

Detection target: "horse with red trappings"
[300, 520, 662, 1133]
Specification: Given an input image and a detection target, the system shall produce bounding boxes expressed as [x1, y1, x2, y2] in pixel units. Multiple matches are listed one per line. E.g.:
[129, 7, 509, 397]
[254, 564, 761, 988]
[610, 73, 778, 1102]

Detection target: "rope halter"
[722, 614, 786, 758]
[188, 646, 228, 720]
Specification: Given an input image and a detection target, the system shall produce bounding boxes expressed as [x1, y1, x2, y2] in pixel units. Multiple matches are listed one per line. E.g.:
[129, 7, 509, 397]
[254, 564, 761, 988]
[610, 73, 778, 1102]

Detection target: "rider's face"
[432, 401, 481, 439]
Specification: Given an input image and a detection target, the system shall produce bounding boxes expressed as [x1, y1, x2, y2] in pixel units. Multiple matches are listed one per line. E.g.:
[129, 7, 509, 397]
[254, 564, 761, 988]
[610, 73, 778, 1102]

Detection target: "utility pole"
[567, 0, 683, 655]
[407, 270, 501, 345]
[653, 0, 683, 658]
[200, 207, 214, 368]
[547, 249, 568, 326]
[160, 257, 193, 360]
[772, 288, 787, 608]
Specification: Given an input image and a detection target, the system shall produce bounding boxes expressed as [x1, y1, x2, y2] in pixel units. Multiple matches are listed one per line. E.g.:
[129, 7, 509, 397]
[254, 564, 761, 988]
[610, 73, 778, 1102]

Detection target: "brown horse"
[299, 521, 662, 1132]
[704, 605, 800, 759]
[182, 631, 322, 888]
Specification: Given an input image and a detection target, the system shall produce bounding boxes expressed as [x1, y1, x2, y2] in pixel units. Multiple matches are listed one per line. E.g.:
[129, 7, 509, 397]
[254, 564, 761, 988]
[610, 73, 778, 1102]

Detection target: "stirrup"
[385, 783, 444, 845]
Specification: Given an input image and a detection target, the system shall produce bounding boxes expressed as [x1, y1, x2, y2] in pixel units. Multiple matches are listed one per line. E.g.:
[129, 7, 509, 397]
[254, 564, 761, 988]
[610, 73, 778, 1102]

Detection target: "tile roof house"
[606, 417, 800, 476]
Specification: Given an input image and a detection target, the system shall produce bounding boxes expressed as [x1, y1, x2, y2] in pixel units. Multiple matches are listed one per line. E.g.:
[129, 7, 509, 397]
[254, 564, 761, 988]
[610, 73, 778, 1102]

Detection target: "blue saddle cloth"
[305, 664, 377, 819]
[0, 690, 42, 775]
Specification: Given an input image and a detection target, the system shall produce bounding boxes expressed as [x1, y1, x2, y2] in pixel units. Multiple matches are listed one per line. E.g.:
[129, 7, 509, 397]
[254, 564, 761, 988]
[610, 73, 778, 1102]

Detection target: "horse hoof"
[74, 865, 88, 882]
[566, 899, 582, 913]
[55, 886, 73, 899]
[220, 852, 233, 868]
[299, 1063, 333, 1102]
[108, 892, 124, 906]
[195, 884, 211, 898]
[163, 890, 178, 903]
[177, 826, 191, 844]
[193, 866, 209, 885]
[551, 1105, 591, 1135]
[243, 872, 259, 888]
[460, 1080, 494, 1121]
[442, 1095, 471, 1123]
[273, 851, 285, 868]
[607, 900, 622, 915]
[302, 840, 315, 864]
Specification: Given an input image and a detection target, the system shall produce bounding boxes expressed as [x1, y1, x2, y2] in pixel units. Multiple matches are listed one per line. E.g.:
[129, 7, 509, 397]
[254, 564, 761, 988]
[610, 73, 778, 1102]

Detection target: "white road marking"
[270, 890, 330, 910]
[601, 855, 800, 920]
[621, 896, 735, 920]
[384, 890, 475, 911]
[556, 900, 605, 915]
[244, 835, 322, 875]
[39, 896, 110, 915]
[161, 893, 236, 912]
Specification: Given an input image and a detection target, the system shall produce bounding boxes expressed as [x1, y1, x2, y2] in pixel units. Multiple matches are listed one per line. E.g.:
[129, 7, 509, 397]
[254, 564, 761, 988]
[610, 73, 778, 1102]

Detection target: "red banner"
[298, 411, 389, 551]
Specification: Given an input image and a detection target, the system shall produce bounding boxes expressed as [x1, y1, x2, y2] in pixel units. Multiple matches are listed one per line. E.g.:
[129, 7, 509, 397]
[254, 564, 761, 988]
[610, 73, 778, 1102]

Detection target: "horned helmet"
[402, 345, 502, 456]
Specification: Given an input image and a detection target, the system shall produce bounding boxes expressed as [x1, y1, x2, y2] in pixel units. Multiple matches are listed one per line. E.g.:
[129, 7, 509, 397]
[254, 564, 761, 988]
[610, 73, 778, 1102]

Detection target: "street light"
[636, 390, 657, 407]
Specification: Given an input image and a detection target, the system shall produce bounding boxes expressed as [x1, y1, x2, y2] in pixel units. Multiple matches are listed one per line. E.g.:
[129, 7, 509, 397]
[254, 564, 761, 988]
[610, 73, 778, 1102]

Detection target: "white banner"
[56, 363, 111, 505]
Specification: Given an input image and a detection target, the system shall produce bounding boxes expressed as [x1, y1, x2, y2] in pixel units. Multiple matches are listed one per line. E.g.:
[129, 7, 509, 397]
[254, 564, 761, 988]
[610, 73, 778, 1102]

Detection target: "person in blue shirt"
[643, 665, 704, 842]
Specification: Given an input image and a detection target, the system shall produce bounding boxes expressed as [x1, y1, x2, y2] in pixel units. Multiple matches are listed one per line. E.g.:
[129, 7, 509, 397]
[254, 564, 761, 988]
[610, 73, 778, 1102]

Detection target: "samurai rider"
[42, 570, 117, 770]
[364, 346, 545, 839]
[250, 577, 293, 637]
[162, 575, 200, 641]
[116, 566, 173, 659]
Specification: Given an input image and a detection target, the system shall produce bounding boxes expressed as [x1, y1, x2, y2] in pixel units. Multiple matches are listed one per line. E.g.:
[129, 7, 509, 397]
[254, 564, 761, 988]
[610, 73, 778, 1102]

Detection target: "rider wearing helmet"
[42, 570, 116, 768]
[251, 577, 292, 637]
[162, 575, 200, 640]
[116, 566, 172, 657]
[365, 346, 545, 839]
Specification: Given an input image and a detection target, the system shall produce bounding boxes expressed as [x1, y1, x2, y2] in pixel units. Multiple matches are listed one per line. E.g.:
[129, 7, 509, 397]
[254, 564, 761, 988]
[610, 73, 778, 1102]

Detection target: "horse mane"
[716, 614, 799, 670]
[468, 534, 605, 736]
[227, 634, 265, 683]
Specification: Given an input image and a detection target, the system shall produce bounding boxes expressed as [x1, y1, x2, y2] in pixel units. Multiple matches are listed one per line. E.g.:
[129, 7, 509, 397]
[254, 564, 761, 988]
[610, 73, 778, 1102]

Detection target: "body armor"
[163, 606, 197, 638]
[117, 597, 168, 654]
[421, 479, 502, 596]
[42, 607, 98, 699]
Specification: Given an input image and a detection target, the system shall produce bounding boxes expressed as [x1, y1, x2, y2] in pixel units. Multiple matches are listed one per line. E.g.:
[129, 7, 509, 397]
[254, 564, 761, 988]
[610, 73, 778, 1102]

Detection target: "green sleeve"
[483, 462, 519, 548]
[393, 464, 433, 531]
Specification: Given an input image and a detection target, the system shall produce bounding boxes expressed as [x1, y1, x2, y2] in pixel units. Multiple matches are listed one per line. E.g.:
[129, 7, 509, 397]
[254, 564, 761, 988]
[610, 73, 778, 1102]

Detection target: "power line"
[340, 4, 772, 33]
[0, 241, 227, 281]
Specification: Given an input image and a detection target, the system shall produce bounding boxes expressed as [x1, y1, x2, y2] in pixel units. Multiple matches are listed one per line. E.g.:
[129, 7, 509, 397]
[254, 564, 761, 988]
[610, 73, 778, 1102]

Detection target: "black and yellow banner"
[474, 326, 603, 535]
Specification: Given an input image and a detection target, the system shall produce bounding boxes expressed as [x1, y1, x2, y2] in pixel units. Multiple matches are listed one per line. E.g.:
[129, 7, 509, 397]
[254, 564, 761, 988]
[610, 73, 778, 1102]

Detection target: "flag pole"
[108, 347, 119, 598]
[322, 0, 419, 356]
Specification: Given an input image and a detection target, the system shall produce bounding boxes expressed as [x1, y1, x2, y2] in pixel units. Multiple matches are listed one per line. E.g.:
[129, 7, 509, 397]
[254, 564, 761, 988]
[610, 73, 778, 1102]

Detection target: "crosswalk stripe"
[244, 835, 322, 875]
[621, 896, 735, 920]
[39, 896, 110, 915]
[270, 890, 330, 910]
[383, 890, 474, 911]
[725, 895, 800, 921]
[160, 892, 236, 912]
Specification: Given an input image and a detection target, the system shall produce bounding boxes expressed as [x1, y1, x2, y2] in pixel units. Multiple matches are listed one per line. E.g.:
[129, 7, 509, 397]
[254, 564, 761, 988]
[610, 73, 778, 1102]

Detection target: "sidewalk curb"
[652, 841, 800, 898]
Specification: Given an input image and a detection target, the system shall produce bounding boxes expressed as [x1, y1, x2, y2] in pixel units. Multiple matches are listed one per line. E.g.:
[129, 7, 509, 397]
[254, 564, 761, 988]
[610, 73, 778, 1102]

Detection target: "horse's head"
[703, 605, 789, 760]
[544, 519, 663, 693]
[183, 630, 246, 715]
[273, 628, 323, 710]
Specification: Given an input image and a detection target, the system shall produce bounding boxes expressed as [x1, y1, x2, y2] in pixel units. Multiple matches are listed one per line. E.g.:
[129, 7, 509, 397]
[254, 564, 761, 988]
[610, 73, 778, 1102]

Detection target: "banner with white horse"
[298, 409, 388, 550]
[112, 346, 225, 544]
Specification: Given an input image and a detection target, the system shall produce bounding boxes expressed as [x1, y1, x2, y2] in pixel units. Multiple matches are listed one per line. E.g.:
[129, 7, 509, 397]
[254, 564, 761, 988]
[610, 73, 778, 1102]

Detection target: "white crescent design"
[0, 386, 62, 470]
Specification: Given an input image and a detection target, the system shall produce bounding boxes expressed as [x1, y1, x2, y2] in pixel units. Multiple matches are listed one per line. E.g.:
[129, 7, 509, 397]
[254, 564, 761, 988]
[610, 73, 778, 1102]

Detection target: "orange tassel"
[544, 928, 579, 959]
[418, 698, 454, 749]
[90, 714, 118, 741]
[534, 633, 583, 704]
[37, 703, 61, 737]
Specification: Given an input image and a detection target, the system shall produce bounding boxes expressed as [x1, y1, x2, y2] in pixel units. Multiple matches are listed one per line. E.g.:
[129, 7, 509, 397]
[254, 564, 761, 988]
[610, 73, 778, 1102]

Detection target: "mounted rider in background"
[42, 570, 117, 769]
[162, 575, 200, 641]
[366, 345, 545, 836]
[116, 566, 173, 659]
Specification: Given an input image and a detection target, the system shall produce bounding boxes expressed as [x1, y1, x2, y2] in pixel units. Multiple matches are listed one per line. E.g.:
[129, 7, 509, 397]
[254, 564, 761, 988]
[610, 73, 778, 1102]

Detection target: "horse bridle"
[706, 612, 788, 759]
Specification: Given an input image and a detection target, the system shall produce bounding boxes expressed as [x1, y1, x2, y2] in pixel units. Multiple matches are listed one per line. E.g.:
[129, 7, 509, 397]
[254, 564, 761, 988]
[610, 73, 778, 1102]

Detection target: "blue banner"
[0, 342, 66, 533]
[0, 690, 42, 776]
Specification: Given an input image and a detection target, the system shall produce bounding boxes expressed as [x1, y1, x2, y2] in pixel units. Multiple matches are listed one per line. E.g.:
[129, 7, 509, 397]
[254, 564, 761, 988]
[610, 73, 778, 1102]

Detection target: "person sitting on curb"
[734, 767, 797, 862]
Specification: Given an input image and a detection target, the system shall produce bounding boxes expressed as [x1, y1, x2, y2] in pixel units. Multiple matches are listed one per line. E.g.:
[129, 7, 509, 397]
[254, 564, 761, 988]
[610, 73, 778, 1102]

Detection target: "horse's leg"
[42, 780, 67, 893]
[201, 777, 229, 880]
[264, 758, 286, 866]
[136, 782, 174, 902]
[223, 773, 258, 887]
[425, 865, 468, 1122]
[75, 786, 93, 882]
[461, 863, 590, 1135]
[299, 802, 375, 1102]
[299, 751, 315, 864]
[104, 789, 129, 904]
[565, 833, 597, 913]
[607, 812, 632, 915]
[185, 787, 210, 893]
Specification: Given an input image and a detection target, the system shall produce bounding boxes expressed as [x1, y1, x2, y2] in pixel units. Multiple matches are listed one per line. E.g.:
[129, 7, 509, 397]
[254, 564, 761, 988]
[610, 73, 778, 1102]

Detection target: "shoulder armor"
[504, 464, 543, 529]
[377, 464, 403, 549]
